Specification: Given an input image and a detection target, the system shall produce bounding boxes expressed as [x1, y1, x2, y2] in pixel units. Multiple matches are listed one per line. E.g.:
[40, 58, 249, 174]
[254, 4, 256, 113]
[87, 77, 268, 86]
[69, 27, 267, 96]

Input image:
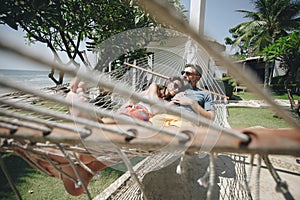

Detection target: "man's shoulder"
[185, 88, 209, 97]
[190, 88, 213, 100]
[187, 87, 209, 94]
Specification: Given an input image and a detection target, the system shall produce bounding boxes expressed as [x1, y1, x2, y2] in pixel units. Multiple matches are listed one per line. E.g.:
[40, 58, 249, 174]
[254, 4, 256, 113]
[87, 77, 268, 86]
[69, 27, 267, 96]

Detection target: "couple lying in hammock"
[67, 64, 215, 126]
[66, 76, 185, 124]
[23, 64, 216, 196]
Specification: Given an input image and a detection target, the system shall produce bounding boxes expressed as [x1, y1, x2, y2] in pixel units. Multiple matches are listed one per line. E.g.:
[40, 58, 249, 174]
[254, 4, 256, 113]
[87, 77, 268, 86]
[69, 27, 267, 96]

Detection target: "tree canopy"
[225, 0, 300, 57]
[0, 0, 186, 84]
[262, 30, 300, 83]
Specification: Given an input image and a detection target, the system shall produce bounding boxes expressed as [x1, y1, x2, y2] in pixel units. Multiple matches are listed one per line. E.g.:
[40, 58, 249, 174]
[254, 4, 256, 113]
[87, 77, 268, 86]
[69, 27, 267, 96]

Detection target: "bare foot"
[66, 81, 99, 121]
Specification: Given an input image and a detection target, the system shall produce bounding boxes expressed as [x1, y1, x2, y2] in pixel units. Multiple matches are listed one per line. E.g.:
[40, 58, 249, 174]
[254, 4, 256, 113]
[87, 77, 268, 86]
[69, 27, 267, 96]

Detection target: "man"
[172, 63, 215, 120]
[150, 64, 215, 127]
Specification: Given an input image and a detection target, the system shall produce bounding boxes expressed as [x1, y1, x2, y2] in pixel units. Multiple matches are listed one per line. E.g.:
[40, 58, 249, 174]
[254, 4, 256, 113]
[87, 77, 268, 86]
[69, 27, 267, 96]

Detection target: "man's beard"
[182, 80, 193, 90]
[183, 79, 190, 85]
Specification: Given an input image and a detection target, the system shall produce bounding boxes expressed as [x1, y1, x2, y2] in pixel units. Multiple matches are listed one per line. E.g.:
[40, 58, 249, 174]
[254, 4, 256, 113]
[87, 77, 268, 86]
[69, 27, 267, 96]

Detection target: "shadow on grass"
[0, 153, 140, 199]
[230, 95, 243, 101]
[0, 153, 33, 200]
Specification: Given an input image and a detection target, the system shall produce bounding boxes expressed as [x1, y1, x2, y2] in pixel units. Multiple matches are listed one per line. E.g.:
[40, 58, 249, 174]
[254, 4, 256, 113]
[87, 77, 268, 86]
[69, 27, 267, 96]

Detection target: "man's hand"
[171, 92, 194, 106]
[171, 92, 215, 120]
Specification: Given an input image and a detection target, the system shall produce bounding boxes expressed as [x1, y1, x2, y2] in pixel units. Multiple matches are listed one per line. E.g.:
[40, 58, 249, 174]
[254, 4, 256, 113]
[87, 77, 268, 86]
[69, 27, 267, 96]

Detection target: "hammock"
[1, 43, 299, 200]
[1, 1, 300, 199]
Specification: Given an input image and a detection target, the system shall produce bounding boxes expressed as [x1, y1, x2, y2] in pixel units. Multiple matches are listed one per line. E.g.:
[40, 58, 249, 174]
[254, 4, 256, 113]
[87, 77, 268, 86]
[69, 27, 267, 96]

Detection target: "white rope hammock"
[0, 1, 299, 199]
[1, 43, 299, 200]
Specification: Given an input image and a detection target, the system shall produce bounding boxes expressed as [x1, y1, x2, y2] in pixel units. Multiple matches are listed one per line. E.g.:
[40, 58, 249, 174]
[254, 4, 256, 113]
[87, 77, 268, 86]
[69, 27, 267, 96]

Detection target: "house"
[235, 56, 287, 87]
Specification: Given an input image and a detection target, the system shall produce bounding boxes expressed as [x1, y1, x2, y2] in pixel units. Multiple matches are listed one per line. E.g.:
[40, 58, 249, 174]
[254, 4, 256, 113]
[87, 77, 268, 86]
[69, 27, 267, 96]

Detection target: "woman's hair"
[167, 76, 193, 92]
[156, 76, 184, 101]
[164, 76, 184, 88]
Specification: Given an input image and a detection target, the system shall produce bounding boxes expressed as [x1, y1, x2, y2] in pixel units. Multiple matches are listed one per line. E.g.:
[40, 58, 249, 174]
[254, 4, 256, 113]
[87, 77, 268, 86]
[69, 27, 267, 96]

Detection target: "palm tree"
[226, 0, 300, 56]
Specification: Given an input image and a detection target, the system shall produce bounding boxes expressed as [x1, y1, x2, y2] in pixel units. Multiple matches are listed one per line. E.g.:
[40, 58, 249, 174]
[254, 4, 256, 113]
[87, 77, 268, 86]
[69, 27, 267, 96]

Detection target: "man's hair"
[184, 64, 202, 77]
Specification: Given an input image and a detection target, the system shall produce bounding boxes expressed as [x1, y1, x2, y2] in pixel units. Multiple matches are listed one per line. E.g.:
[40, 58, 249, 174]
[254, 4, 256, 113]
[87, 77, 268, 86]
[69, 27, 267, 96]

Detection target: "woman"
[67, 76, 184, 123]
[17, 77, 183, 197]
[118, 77, 183, 121]
[24, 77, 184, 196]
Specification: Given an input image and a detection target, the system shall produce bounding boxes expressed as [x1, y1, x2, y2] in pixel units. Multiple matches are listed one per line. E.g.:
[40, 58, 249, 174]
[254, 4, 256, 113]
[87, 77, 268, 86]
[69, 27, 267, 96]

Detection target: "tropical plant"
[225, 0, 300, 57]
[0, 0, 187, 84]
[262, 30, 300, 85]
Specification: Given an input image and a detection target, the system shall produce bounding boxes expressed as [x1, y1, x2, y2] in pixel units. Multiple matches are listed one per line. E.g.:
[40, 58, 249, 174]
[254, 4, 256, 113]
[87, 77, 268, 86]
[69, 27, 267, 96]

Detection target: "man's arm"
[171, 92, 215, 120]
[189, 99, 215, 120]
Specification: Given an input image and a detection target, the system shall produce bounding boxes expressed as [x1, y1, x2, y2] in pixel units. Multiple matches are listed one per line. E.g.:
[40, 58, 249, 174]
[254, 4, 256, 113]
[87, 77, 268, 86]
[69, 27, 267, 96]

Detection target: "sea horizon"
[0, 68, 72, 94]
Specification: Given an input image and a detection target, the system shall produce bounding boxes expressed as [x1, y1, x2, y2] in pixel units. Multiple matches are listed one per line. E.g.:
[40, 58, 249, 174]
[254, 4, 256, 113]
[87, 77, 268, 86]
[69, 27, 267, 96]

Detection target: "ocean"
[0, 69, 73, 94]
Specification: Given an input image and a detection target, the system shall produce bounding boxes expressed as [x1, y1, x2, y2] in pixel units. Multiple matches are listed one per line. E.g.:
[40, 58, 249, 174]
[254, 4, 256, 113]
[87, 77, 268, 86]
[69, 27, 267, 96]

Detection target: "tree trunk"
[48, 68, 59, 85]
[264, 62, 270, 88]
[287, 88, 300, 117]
[58, 71, 64, 85]
[48, 51, 66, 85]
[268, 61, 274, 85]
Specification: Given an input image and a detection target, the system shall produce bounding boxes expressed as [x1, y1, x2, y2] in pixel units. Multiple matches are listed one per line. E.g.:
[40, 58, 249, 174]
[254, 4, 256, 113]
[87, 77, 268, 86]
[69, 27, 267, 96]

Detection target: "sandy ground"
[246, 155, 300, 200]
[227, 100, 300, 199]
[227, 99, 291, 108]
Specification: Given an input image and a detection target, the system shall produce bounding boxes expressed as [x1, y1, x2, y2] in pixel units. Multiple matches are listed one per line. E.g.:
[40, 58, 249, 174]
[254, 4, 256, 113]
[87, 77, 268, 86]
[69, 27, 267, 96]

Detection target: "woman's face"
[165, 80, 182, 97]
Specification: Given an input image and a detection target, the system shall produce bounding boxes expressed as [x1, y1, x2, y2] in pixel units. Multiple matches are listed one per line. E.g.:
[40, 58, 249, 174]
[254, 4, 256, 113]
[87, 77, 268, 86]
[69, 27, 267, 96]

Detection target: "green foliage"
[218, 76, 237, 88]
[270, 83, 298, 95]
[262, 31, 300, 83]
[230, 53, 247, 60]
[0, 0, 187, 72]
[226, 0, 300, 56]
[0, 0, 150, 67]
[217, 76, 237, 98]
[262, 31, 300, 62]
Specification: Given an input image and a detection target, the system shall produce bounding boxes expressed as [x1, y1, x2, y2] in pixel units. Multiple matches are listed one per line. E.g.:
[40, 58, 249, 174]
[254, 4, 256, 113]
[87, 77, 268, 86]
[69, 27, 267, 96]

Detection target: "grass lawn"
[229, 91, 296, 128]
[0, 154, 123, 200]
[0, 92, 296, 199]
[233, 91, 291, 100]
[229, 91, 293, 128]
[227, 107, 290, 128]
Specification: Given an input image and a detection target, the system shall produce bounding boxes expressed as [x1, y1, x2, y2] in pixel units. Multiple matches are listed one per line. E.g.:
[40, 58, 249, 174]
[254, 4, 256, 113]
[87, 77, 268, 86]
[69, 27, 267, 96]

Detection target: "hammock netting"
[0, 3, 299, 199]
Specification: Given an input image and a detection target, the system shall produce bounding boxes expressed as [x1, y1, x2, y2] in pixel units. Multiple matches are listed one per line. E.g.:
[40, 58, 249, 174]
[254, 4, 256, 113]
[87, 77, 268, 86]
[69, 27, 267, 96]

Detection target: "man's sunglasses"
[181, 70, 195, 76]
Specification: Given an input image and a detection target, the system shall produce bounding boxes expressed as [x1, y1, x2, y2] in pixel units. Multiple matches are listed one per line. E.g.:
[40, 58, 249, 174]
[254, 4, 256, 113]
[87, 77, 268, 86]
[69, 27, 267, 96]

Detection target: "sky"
[0, 0, 254, 70]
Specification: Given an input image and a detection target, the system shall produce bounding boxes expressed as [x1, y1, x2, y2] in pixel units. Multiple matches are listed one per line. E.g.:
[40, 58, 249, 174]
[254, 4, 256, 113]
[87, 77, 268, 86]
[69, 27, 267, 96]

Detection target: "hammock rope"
[0, 78, 193, 141]
[0, 154, 22, 200]
[0, 109, 91, 135]
[138, 0, 300, 131]
[255, 155, 262, 200]
[124, 62, 230, 100]
[262, 155, 294, 199]
[0, 117, 52, 133]
[44, 156, 79, 183]
[57, 143, 92, 200]
[72, 152, 97, 176]
[14, 147, 54, 176]
[116, 148, 148, 200]
[0, 56, 249, 143]
[0, 97, 137, 138]
[207, 153, 217, 200]
[0, 1, 299, 199]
